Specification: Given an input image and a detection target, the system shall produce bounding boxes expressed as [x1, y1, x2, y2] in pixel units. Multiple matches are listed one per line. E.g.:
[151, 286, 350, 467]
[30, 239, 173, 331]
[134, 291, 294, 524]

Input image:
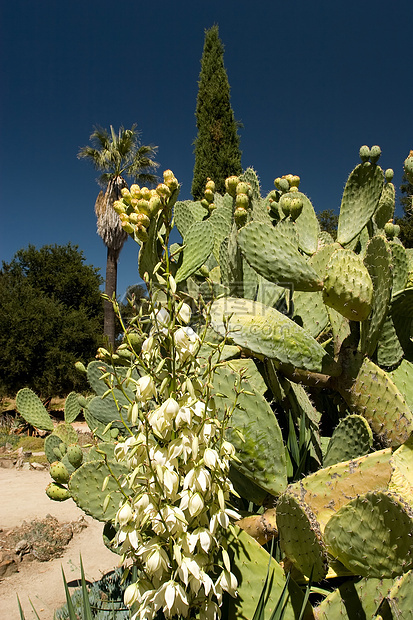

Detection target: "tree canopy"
[0, 243, 104, 398]
[396, 174, 413, 248]
[191, 25, 242, 199]
[317, 209, 338, 240]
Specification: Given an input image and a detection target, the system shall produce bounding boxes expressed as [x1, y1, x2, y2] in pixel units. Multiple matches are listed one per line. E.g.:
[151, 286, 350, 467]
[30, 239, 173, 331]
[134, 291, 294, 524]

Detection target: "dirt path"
[0, 468, 120, 619]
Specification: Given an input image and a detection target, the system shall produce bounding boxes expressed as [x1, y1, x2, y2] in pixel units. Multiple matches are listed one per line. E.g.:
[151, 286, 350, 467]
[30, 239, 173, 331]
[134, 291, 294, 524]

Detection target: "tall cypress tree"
[191, 25, 242, 199]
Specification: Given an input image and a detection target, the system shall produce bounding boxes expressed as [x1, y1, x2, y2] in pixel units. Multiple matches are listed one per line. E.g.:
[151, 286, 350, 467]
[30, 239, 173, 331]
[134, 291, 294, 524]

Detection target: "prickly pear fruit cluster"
[113, 169, 179, 242]
[201, 177, 216, 212]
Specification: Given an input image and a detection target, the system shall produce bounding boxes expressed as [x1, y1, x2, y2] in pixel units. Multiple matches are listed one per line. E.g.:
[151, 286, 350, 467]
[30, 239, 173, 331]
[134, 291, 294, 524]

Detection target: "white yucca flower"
[183, 465, 211, 494]
[177, 302, 192, 324]
[174, 326, 199, 362]
[135, 375, 156, 402]
[151, 307, 170, 336]
[117, 502, 133, 527]
[216, 569, 238, 599]
[152, 580, 189, 618]
[189, 526, 215, 553]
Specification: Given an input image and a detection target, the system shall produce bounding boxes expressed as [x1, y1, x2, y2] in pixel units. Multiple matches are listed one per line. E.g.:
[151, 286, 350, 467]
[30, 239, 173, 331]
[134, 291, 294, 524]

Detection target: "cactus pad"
[322, 249, 373, 322]
[336, 353, 413, 446]
[324, 491, 413, 578]
[46, 482, 71, 502]
[287, 448, 392, 531]
[64, 391, 82, 424]
[50, 461, 71, 484]
[315, 577, 393, 619]
[227, 527, 313, 620]
[211, 364, 287, 498]
[175, 219, 215, 283]
[384, 569, 413, 616]
[16, 388, 54, 431]
[389, 240, 408, 295]
[374, 181, 395, 230]
[53, 422, 78, 445]
[69, 459, 128, 521]
[337, 161, 384, 245]
[276, 492, 329, 580]
[210, 297, 340, 375]
[237, 221, 323, 292]
[323, 414, 373, 467]
[45, 434, 65, 463]
[173, 200, 207, 238]
[360, 235, 392, 357]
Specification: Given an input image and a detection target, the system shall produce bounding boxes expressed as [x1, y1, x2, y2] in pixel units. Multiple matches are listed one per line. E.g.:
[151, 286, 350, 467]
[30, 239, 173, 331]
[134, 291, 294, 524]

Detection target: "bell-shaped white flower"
[188, 491, 205, 517]
[117, 502, 133, 527]
[152, 580, 189, 618]
[151, 307, 171, 336]
[216, 569, 238, 598]
[145, 546, 170, 578]
[136, 375, 156, 402]
[175, 405, 192, 428]
[183, 465, 211, 494]
[147, 397, 179, 439]
[203, 447, 220, 470]
[191, 526, 214, 553]
[177, 302, 192, 324]
[174, 326, 199, 362]
[124, 582, 140, 606]
[177, 554, 202, 586]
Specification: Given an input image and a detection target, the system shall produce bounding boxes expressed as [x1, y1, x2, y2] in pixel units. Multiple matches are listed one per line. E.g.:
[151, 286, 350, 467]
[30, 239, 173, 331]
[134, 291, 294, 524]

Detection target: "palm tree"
[78, 125, 159, 347]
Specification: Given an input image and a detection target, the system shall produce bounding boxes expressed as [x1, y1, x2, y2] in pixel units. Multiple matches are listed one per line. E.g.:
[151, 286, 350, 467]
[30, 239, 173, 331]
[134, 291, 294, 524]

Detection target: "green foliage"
[395, 172, 413, 248]
[28, 147, 413, 617]
[0, 243, 103, 397]
[78, 124, 158, 188]
[191, 25, 242, 199]
[316, 209, 338, 239]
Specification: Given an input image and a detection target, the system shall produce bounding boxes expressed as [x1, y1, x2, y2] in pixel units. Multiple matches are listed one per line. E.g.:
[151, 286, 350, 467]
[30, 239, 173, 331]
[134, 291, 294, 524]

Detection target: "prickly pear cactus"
[16, 388, 54, 431]
[35, 149, 413, 617]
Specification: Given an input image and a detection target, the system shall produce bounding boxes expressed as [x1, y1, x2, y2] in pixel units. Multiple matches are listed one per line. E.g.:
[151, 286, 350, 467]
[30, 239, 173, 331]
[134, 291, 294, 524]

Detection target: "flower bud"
[205, 178, 215, 192]
[148, 194, 162, 216]
[135, 224, 149, 243]
[117, 502, 133, 526]
[113, 200, 126, 214]
[140, 186, 151, 200]
[178, 302, 192, 324]
[225, 176, 239, 197]
[130, 184, 141, 199]
[236, 181, 250, 196]
[235, 193, 249, 209]
[204, 188, 214, 203]
[124, 582, 140, 607]
[163, 170, 179, 190]
[156, 183, 171, 199]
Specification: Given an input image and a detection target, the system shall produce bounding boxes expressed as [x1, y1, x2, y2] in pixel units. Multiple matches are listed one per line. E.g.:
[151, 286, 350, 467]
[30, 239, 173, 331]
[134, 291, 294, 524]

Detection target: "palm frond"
[80, 123, 160, 190]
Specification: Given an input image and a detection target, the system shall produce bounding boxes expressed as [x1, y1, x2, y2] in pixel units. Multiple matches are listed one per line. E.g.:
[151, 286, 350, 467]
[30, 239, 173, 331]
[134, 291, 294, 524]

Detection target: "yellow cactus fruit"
[156, 183, 171, 199]
[204, 188, 214, 203]
[225, 176, 239, 197]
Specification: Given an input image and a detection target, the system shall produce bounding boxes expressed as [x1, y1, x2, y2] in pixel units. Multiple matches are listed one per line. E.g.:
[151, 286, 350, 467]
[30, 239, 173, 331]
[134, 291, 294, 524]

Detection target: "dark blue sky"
[1, 0, 412, 298]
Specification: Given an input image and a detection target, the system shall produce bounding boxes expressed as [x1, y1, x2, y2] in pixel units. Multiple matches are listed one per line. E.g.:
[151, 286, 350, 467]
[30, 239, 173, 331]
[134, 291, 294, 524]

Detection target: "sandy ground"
[0, 468, 121, 620]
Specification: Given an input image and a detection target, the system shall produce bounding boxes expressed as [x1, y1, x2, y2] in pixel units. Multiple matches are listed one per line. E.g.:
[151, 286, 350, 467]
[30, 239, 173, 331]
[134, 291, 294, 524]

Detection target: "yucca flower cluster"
[113, 169, 179, 242]
[112, 277, 240, 620]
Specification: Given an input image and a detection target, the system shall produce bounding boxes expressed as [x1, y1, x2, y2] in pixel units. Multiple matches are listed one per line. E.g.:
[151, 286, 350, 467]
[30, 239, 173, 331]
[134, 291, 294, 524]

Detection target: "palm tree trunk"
[104, 246, 120, 348]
